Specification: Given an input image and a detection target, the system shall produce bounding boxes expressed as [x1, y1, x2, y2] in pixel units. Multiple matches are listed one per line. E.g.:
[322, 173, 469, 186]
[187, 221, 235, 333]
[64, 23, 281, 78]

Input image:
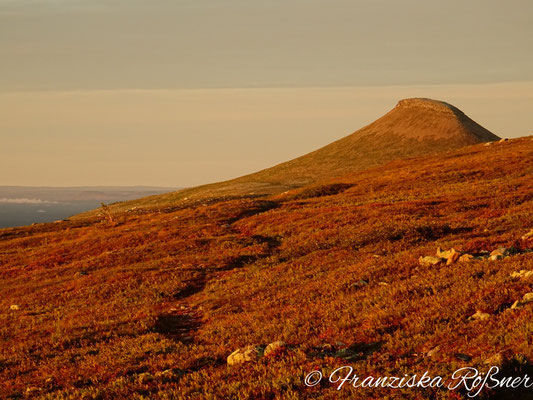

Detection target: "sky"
[1, 0, 532, 187]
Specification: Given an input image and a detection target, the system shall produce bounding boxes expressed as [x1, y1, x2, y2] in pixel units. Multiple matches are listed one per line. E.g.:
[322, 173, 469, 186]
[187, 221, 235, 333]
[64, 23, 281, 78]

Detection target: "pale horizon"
[1, 0, 532, 187]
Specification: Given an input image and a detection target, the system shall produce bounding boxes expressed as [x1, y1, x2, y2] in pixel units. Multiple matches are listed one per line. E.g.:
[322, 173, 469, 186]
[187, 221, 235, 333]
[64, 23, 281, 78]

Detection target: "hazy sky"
[1, 1, 532, 186]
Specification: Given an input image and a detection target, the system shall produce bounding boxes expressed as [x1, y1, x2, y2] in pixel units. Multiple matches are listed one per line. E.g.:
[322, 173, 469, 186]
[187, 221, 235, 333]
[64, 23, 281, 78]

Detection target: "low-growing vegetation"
[0, 137, 532, 399]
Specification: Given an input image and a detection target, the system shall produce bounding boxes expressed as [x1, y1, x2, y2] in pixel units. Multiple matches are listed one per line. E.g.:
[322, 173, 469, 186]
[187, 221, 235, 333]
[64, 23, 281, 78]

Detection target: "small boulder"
[155, 369, 180, 383]
[25, 387, 40, 395]
[459, 254, 474, 262]
[10, 304, 20, 311]
[511, 292, 533, 309]
[264, 341, 286, 357]
[469, 310, 491, 322]
[446, 248, 461, 265]
[522, 293, 533, 303]
[489, 255, 503, 261]
[522, 229, 533, 240]
[426, 345, 440, 358]
[510, 270, 533, 279]
[436, 247, 462, 265]
[436, 247, 450, 258]
[419, 256, 445, 267]
[227, 345, 260, 365]
[490, 247, 508, 257]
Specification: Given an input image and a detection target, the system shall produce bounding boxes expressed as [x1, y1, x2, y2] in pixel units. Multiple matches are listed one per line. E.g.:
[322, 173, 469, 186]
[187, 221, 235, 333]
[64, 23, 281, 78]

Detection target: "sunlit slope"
[1, 136, 531, 399]
[88, 98, 500, 215]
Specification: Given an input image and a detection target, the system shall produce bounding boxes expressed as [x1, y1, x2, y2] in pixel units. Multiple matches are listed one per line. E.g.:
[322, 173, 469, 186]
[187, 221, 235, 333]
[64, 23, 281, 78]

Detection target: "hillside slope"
[1, 136, 532, 399]
[91, 98, 500, 214]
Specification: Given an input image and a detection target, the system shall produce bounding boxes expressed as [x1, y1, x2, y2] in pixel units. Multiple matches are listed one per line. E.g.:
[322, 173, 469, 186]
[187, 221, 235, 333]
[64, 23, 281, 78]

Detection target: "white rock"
[510, 292, 533, 309]
[469, 310, 491, 321]
[227, 345, 260, 365]
[522, 229, 533, 240]
[490, 247, 508, 257]
[419, 256, 445, 266]
[510, 270, 533, 279]
[426, 345, 440, 358]
[264, 341, 286, 357]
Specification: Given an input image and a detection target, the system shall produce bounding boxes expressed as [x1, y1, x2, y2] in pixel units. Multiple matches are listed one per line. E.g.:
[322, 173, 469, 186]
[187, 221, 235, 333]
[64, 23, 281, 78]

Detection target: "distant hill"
[102, 98, 500, 212]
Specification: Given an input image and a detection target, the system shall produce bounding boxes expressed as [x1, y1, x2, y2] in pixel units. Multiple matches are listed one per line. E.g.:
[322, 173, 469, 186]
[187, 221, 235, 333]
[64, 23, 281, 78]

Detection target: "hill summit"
[245, 97, 500, 187]
[88, 98, 501, 212]
[144, 98, 499, 204]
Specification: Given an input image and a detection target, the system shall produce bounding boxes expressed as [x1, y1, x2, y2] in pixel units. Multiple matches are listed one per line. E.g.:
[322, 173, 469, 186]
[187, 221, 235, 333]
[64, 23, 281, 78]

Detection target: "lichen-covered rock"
[511, 293, 533, 309]
[459, 254, 474, 262]
[490, 247, 508, 257]
[510, 270, 533, 279]
[264, 341, 286, 357]
[426, 345, 440, 358]
[522, 229, 533, 240]
[419, 256, 445, 266]
[436, 247, 462, 264]
[469, 310, 491, 322]
[227, 345, 260, 365]
[155, 369, 181, 382]
[446, 248, 461, 265]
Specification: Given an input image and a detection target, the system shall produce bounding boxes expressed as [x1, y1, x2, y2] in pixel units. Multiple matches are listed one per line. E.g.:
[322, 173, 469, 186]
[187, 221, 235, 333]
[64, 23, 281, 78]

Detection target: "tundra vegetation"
[0, 137, 532, 399]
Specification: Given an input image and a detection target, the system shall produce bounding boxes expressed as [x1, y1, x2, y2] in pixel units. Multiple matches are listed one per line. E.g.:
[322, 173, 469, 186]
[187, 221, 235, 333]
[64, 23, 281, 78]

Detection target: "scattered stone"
[510, 270, 533, 279]
[378, 282, 389, 286]
[436, 247, 463, 265]
[469, 310, 491, 322]
[264, 341, 286, 357]
[436, 247, 450, 258]
[10, 304, 20, 311]
[499, 138, 508, 143]
[484, 142, 492, 146]
[426, 345, 440, 358]
[25, 387, 40, 395]
[155, 369, 180, 383]
[459, 254, 474, 262]
[227, 345, 260, 365]
[136, 372, 154, 384]
[522, 229, 533, 240]
[510, 293, 533, 309]
[490, 247, 508, 257]
[446, 248, 461, 265]
[419, 256, 445, 266]
[489, 255, 503, 261]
